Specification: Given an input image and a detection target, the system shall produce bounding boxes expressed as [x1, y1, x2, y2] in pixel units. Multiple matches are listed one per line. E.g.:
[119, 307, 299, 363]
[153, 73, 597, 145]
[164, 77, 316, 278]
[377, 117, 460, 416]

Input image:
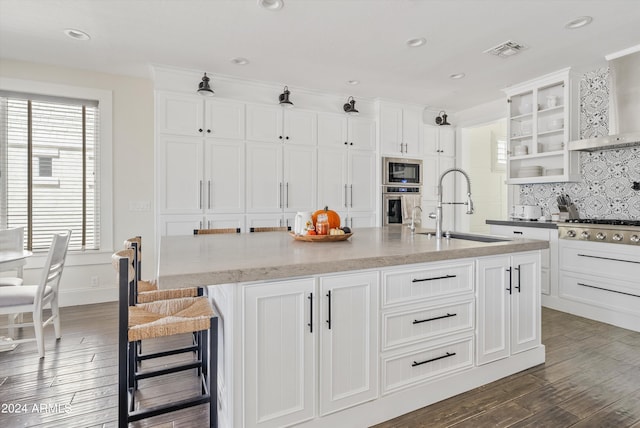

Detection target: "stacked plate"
[515, 165, 543, 178]
[545, 142, 564, 152]
[545, 168, 564, 176]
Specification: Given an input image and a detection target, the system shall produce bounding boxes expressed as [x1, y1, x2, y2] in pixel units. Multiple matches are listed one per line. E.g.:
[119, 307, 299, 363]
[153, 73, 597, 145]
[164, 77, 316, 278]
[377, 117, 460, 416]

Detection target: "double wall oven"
[382, 157, 423, 226]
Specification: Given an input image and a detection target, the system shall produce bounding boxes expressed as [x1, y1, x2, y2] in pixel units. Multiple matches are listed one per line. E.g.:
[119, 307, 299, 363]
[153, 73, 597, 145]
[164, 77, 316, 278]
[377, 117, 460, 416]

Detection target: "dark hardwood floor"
[1, 304, 639, 427]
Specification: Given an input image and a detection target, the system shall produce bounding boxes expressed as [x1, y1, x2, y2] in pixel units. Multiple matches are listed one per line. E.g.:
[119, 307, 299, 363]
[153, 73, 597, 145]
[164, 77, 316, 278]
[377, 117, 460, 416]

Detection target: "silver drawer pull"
[412, 351, 456, 367]
[412, 274, 456, 283]
[578, 282, 640, 298]
[577, 254, 640, 265]
[413, 312, 457, 325]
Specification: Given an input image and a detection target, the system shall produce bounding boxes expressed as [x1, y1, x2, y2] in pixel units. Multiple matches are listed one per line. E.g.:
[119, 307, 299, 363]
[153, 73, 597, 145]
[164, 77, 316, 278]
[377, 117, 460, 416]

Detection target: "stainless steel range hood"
[569, 47, 640, 152]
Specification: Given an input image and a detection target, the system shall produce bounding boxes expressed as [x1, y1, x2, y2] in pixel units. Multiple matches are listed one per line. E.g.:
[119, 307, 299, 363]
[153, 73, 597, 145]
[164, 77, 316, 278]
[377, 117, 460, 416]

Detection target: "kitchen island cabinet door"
[243, 279, 316, 428]
[510, 252, 541, 354]
[476, 255, 511, 365]
[319, 272, 379, 416]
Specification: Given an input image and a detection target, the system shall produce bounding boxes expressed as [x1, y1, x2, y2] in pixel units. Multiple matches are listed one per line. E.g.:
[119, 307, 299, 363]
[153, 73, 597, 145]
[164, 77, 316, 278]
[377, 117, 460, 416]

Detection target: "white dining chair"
[0, 230, 71, 358]
[0, 227, 25, 286]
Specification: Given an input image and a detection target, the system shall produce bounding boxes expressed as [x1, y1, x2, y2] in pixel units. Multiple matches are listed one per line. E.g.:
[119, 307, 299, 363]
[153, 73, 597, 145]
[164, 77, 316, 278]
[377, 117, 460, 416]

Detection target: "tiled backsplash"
[519, 67, 640, 219]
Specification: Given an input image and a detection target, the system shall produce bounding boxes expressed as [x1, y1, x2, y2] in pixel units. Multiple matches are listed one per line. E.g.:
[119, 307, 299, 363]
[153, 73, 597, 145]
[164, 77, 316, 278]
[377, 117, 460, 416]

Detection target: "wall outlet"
[90, 276, 99, 287]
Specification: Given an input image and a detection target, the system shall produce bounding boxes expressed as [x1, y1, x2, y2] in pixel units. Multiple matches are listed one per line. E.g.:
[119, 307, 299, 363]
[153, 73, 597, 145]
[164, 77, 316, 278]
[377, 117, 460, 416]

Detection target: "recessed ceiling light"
[406, 37, 427, 48]
[565, 16, 593, 29]
[231, 57, 250, 65]
[258, 0, 284, 11]
[347, 80, 360, 86]
[449, 73, 466, 80]
[64, 28, 91, 41]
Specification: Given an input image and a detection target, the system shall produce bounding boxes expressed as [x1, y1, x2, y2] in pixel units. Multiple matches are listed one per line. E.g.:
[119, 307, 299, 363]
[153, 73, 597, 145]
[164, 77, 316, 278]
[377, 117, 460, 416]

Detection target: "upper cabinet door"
[438, 126, 455, 157]
[317, 147, 349, 211]
[157, 93, 204, 137]
[246, 142, 283, 213]
[204, 99, 245, 140]
[284, 109, 318, 146]
[379, 103, 403, 154]
[349, 151, 376, 212]
[246, 104, 283, 143]
[402, 108, 423, 156]
[283, 145, 317, 212]
[423, 125, 439, 155]
[205, 140, 245, 213]
[157, 136, 204, 214]
[318, 113, 348, 148]
[348, 117, 376, 151]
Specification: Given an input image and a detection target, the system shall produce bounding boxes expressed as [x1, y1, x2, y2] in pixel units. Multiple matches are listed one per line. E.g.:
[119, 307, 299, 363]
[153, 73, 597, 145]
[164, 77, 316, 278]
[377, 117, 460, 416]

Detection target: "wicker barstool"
[113, 249, 218, 427]
[124, 237, 199, 304]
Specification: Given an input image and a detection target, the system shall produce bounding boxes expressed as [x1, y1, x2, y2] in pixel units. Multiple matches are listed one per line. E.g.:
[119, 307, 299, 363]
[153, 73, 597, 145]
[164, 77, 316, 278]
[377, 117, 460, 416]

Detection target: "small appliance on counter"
[510, 205, 542, 221]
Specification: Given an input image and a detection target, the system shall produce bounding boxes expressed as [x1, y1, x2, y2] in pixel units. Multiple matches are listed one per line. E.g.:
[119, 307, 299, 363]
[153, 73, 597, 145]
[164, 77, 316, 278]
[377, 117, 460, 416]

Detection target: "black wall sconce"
[197, 73, 214, 96]
[343, 96, 359, 115]
[435, 110, 451, 126]
[278, 86, 294, 108]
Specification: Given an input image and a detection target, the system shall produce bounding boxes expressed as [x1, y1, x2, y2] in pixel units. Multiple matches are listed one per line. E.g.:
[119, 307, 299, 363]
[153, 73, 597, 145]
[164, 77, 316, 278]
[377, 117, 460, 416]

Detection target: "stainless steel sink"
[418, 232, 510, 243]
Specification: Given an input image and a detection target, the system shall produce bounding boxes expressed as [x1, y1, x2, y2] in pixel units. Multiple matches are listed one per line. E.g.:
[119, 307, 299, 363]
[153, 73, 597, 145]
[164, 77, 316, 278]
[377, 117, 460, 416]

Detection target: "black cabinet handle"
[412, 274, 456, 283]
[578, 282, 640, 298]
[577, 254, 640, 265]
[308, 293, 313, 333]
[326, 290, 332, 329]
[412, 352, 456, 367]
[515, 265, 521, 292]
[513, 231, 523, 235]
[413, 313, 457, 325]
[506, 267, 512, 294]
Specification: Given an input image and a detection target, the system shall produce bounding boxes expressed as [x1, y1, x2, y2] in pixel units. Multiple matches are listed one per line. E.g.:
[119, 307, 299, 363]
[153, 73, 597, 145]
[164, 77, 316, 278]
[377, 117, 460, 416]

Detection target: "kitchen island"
[157, 227, 548, 428]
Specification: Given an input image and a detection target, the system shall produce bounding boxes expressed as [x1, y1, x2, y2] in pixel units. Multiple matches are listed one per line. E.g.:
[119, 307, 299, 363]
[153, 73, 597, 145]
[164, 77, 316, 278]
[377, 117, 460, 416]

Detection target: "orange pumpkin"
[312, 206, 341, 229]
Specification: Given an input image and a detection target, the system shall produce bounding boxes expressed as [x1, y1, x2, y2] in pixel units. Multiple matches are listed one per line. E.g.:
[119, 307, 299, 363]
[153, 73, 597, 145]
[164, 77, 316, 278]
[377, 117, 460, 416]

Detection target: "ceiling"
[1, 0, 639, 112]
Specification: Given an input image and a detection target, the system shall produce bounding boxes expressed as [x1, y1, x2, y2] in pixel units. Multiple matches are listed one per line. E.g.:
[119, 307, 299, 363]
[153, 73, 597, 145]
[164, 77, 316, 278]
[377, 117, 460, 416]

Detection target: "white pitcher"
[294, 211, 313, 235]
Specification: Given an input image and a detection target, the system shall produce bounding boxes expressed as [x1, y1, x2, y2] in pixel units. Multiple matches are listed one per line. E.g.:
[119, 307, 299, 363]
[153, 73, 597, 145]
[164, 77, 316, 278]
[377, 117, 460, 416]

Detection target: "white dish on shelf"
[545, 168, 563, 176]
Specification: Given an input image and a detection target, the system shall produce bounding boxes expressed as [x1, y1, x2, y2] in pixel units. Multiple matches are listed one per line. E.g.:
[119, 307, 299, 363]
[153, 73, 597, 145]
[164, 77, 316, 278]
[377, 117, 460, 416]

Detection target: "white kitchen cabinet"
[423, 125, 455, 157]
[476, 252, 541, 365]
[246, 142, 317, 225]
[317, 147, 375, 225]
[157, 136, 245, 227]
[379, 102, 423, 157]
[317, 113, 375, 151]
[318, 272, 378, 416]
[205, 140, 245, 213]
[489, 224, 557, 296]
[344, 211, 376, 229]
[504, 68, 580, 183]
[157, 92, 245, 139]
[158, 214, 205, 236]
[243, 279, 316, 428]
[242, 272, 378, 427]
[157, 135, 204, 215]
[246, 103, 317, 145]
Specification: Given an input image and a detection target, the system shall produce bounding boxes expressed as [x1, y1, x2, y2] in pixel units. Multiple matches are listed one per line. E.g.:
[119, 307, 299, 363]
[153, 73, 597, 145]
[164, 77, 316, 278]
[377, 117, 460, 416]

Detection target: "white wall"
[459, 120, 508, 234]
[0, 59, 154, 306]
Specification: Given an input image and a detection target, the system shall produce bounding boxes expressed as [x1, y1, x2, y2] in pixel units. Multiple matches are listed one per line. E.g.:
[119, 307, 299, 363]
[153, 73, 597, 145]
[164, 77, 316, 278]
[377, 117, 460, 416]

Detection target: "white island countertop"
[157, 227, 548, 289]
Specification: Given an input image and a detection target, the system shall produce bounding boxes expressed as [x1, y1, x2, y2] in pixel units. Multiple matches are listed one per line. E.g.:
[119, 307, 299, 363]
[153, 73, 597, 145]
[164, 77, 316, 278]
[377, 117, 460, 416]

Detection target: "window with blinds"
[0, 92, 100, 251]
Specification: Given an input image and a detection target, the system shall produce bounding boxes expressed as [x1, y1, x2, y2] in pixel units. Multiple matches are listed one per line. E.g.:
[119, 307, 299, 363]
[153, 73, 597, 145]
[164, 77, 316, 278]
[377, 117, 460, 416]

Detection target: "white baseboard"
[59, 287, 118, 307]
[542, 295, 640, 333]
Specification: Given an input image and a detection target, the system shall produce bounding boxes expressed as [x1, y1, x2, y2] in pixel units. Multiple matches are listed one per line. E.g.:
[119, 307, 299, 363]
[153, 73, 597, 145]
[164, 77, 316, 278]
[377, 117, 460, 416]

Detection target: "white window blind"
[0, 92, 100, 251]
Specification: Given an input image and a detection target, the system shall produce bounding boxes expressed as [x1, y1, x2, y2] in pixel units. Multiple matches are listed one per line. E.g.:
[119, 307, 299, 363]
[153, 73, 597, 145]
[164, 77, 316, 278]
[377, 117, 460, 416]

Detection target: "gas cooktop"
[559, 219, 640, 245]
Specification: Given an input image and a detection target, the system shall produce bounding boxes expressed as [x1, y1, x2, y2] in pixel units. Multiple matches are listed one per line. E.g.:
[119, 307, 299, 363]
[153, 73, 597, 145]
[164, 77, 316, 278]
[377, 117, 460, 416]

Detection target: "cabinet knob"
[344, 142, 348, 145]
[279, 136, 283, 139]
[350, 142, 353, 146]
[198, 128, 203, 133]
[207, 129, 211, 133]
[285, 136, 289, 140]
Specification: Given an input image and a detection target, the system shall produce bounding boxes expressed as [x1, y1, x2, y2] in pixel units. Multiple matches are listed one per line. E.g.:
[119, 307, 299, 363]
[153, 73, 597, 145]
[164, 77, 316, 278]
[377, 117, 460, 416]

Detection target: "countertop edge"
[159, 240, 548, 288]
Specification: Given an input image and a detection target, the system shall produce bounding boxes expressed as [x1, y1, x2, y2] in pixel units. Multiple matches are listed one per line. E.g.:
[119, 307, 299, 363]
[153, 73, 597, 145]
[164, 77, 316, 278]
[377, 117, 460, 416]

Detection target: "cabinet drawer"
[381, 300, 473, 351]
[382, 336, 473, 394]
[560, 271, 640, 316]
[382, 262, 473, 308]
[490, 225, 551, 268]
[560, 242, 640, 281]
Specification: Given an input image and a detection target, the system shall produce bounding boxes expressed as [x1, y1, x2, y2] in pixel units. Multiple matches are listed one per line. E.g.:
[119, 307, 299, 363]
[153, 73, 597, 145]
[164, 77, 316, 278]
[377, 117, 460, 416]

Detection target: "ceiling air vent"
[483, 40, 528, 58]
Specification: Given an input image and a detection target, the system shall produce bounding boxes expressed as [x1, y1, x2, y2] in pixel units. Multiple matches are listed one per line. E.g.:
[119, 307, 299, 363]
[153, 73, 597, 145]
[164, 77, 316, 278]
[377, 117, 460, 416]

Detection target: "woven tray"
[289, 231, 353, 242]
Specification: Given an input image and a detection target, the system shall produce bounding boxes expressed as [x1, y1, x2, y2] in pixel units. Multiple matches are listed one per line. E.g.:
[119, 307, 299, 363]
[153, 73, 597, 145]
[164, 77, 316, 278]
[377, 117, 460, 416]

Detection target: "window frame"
[0, 77, 114, 266]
